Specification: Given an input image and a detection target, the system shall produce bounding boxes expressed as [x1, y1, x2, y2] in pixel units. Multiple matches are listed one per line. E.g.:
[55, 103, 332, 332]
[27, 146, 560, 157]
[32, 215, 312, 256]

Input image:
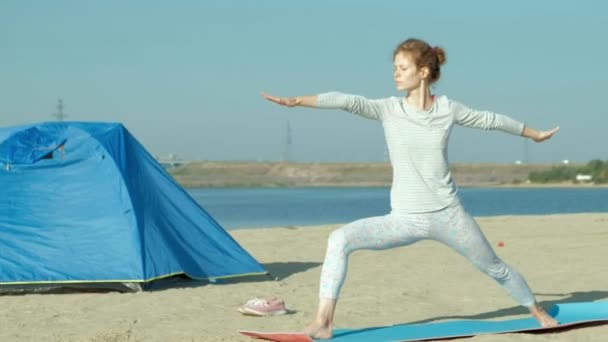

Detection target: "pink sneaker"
[238, 297, 288, 316]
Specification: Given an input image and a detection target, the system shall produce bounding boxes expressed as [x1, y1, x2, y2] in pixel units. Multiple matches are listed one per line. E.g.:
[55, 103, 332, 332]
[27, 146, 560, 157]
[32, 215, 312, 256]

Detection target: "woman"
[262, 38, 560, 339]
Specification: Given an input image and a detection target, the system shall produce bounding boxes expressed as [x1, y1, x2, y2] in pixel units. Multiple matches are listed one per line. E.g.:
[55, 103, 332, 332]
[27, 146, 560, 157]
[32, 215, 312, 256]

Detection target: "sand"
[1, 213, 607, 341]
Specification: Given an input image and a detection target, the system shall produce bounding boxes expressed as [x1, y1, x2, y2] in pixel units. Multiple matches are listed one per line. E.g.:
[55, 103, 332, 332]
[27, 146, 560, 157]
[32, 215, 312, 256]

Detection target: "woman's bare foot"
[529, 303, 559, 327]
[304, 298, 337, 339]
[303, 320, 333, 340]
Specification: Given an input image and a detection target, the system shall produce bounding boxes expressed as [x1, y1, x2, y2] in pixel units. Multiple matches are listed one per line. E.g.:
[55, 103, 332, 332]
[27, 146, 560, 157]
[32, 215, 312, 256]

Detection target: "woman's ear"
[419, 66, 430, 80]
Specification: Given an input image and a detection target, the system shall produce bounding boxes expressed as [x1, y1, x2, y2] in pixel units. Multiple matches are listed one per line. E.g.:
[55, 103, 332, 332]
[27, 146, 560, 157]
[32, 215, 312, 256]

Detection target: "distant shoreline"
[178, 183, 608, 189]
[167, 161, 606, 188]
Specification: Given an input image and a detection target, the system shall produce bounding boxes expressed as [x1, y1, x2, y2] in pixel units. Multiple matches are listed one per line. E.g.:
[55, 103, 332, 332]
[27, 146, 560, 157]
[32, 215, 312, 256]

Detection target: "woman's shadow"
[407, 290, 608, 324]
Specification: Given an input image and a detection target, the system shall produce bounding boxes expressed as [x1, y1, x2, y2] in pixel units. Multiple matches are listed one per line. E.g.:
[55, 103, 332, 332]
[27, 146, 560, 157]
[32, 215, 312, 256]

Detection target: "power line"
[52, 99, 67, 121]
[282, 120, 292, 162]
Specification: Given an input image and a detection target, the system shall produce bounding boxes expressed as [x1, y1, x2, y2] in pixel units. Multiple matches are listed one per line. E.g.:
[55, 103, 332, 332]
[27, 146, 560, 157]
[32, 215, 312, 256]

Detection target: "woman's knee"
[327, 229, 349, 252]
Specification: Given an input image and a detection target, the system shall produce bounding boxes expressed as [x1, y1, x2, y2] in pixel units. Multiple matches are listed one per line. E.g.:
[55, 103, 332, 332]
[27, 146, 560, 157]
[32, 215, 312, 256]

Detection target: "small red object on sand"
[497, 241, 505, 247]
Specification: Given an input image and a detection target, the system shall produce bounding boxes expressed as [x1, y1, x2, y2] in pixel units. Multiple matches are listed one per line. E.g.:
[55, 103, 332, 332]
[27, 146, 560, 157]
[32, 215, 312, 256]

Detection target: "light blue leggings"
[319, 204, 535, 307]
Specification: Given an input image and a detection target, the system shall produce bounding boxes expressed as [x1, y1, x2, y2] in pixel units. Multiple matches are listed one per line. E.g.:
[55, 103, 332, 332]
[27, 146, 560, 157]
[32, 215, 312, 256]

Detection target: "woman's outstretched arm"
[452, 100, 559, 142]
[261, 92, 389, 121]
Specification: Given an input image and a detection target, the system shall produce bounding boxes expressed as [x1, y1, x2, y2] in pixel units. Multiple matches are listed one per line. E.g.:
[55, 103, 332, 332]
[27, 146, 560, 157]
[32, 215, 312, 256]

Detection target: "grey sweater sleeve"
[316, 92, 388, 121]
[450, 100, 524, 136]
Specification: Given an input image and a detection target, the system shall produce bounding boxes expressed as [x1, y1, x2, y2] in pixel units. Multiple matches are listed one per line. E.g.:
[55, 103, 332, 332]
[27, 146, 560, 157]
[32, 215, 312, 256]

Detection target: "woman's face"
[393, 51, 424, 92]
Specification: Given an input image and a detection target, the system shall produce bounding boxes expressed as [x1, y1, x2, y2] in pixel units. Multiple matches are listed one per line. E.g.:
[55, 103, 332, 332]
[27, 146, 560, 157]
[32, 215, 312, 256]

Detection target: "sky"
[1, 0, 607, 163]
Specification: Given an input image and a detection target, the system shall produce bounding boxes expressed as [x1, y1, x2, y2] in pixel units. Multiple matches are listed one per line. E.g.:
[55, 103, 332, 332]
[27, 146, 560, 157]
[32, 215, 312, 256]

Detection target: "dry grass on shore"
[169, 161, 576, 188]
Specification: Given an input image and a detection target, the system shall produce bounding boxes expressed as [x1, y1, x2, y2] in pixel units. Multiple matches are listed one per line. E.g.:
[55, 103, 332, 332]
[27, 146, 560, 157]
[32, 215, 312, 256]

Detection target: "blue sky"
[1, 0, 606, 163]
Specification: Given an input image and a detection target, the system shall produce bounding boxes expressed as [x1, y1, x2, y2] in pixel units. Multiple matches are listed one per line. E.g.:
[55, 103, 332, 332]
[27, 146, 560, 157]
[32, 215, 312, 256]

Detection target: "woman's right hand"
[522, 126, 560, 143]
[262, 93, 301, 107]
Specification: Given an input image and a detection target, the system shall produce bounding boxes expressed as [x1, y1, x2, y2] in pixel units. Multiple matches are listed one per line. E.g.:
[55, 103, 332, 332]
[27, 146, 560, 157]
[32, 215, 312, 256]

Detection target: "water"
[187, 187, 608, 230]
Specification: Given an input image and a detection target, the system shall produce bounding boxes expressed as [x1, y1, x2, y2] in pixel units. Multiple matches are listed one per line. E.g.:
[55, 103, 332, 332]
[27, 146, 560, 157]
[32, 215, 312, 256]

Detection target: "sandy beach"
[1, 213, 607, 342]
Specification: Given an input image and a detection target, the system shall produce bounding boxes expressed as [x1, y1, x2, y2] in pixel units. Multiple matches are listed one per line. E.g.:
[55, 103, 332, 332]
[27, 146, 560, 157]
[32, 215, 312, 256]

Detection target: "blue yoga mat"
[327, 301, 608, 342]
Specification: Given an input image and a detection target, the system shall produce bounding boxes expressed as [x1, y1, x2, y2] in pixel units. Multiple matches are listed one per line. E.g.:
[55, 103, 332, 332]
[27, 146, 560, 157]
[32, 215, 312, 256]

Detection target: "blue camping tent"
[0, 122, 266, 292]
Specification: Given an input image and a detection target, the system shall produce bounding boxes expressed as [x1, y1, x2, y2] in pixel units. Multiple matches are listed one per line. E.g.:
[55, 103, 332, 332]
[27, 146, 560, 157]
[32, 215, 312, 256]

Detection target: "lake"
[186, 187, 608, 230]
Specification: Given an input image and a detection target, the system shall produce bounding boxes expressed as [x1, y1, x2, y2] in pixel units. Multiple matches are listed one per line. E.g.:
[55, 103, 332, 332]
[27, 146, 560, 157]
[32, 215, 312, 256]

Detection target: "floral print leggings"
[319, 204, 535, 307]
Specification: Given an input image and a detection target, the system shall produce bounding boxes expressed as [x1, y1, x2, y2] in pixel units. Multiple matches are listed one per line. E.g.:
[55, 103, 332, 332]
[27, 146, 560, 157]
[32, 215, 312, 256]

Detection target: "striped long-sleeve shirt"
[317, 92, 525, 214]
